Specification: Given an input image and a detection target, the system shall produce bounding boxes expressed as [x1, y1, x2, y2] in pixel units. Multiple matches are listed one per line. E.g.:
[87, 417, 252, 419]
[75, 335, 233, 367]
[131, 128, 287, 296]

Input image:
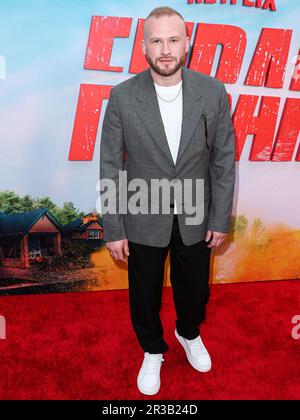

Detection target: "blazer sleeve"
[99, 87, 127, 242]
[207, 82, 236, 233]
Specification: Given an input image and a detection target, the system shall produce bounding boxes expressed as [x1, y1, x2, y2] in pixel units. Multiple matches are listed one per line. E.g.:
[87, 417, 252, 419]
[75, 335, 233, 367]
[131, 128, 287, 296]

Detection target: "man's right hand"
[106, 239, 130, 263]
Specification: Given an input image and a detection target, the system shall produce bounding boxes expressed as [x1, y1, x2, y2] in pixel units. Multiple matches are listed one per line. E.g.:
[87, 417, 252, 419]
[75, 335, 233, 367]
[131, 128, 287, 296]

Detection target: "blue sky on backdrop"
[0, 0, 299, 226]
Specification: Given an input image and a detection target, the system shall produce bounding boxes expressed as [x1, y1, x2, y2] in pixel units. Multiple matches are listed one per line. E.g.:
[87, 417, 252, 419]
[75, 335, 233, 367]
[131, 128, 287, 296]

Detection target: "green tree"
[250, 218, 265, 241]
[0, 191, 85, 225]
[34, 196, 57, 213]
[0, 190, 23, 213]
[54, 202, 84, 225]
[233, 214, 248, 236]
[19, 194, 35, 212]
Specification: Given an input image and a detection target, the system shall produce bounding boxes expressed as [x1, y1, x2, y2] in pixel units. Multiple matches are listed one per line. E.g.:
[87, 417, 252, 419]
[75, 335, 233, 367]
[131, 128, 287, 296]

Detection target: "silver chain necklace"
[156, 83, 182, 103]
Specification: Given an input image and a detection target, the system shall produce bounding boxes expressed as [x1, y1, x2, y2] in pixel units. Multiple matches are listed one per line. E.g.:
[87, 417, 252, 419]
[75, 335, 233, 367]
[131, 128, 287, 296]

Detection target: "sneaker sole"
[175, 329, 211, 373]
[137, 379, 161, 396]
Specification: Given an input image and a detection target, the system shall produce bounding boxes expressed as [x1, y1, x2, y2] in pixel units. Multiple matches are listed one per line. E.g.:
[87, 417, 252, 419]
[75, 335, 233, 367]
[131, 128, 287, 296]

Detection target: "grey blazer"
[100, 66, 236, 247]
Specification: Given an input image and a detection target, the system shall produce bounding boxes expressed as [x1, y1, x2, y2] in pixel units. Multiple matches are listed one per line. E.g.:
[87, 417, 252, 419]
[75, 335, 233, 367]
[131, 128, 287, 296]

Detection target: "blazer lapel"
[135, 68, 175, 167]
[175, 67, 204, 166]
[134, 66, 205, 168]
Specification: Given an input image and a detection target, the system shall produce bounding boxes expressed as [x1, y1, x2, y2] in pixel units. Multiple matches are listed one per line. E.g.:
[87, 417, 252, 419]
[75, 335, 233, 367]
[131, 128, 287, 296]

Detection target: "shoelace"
[144, 354, 164, 375]
[187, 338, 206, 358]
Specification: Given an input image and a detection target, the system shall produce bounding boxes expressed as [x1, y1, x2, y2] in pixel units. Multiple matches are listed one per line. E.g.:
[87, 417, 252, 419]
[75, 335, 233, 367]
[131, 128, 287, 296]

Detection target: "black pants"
[127, 214, 212, 354]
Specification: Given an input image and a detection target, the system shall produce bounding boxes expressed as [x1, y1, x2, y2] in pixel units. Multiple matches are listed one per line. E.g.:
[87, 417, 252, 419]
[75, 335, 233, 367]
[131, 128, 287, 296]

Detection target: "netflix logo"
[187, 0, 277, 12]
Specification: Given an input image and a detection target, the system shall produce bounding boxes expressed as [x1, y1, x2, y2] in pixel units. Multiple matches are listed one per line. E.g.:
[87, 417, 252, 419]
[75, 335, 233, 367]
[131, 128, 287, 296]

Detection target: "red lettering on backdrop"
[245, 28, 292, 88]
[84, 16, 132, 72]
[69, 15, 298, 163]
[271, 99, 300, 161]
[69, 84, 111, 161]
[262, 0, 276, 11]
[243, 0, 256, 7]
[233, 95, 280, 161]
[129, 19, 194, 74]
[188, 23, 246, 83]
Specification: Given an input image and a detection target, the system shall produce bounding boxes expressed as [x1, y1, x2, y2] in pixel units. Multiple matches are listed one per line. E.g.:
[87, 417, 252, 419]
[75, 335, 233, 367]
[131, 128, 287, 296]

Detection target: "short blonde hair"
[146, 6, 185, 22]
[144, 6, 186, 36]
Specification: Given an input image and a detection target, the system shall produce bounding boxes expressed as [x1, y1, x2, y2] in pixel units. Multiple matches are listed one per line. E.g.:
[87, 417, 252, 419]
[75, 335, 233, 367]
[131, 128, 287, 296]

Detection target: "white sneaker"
[175, 329, 211, 372]
[137, 352, 164, 395]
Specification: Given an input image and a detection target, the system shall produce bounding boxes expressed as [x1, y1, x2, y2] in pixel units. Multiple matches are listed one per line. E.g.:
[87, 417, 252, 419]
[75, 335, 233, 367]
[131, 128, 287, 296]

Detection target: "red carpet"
[0, 280, 299, 400]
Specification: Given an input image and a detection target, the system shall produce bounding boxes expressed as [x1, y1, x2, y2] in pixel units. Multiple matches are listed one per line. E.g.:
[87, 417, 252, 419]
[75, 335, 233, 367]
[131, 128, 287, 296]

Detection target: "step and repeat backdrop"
[0, 0, 299, 294]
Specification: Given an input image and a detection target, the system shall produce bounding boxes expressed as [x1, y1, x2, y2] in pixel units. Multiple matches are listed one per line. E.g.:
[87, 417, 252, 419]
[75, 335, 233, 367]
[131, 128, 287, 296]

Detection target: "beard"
[145, 51, 185, 77]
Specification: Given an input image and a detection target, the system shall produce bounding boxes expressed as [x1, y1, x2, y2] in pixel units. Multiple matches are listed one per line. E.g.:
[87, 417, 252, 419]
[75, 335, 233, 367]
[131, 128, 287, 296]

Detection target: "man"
[100, 6, 236, 395]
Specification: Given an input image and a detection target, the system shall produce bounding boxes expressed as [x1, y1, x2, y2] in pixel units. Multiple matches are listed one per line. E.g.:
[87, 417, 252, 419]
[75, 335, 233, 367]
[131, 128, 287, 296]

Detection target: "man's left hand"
[205, 230, 227, 248]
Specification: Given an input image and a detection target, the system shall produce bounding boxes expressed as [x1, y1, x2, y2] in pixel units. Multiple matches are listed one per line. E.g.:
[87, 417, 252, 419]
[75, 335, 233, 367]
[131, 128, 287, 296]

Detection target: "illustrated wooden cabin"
[63, 212, 104, 249]
[0, 209, 104, 269]
[0, 208, 63, 269]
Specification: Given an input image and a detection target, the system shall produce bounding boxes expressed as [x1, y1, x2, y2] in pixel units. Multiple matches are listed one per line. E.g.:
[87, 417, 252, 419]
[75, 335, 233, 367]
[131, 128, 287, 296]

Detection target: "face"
[141, 14, 190, 77]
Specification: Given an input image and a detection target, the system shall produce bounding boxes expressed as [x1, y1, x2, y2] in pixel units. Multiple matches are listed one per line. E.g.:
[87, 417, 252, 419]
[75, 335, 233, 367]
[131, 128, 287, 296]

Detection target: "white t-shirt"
[154, 80, 183, 214]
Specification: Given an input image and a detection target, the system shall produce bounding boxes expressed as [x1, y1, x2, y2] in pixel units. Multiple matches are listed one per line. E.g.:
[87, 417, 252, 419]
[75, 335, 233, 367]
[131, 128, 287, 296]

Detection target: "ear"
[185, 36, 190, 54]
